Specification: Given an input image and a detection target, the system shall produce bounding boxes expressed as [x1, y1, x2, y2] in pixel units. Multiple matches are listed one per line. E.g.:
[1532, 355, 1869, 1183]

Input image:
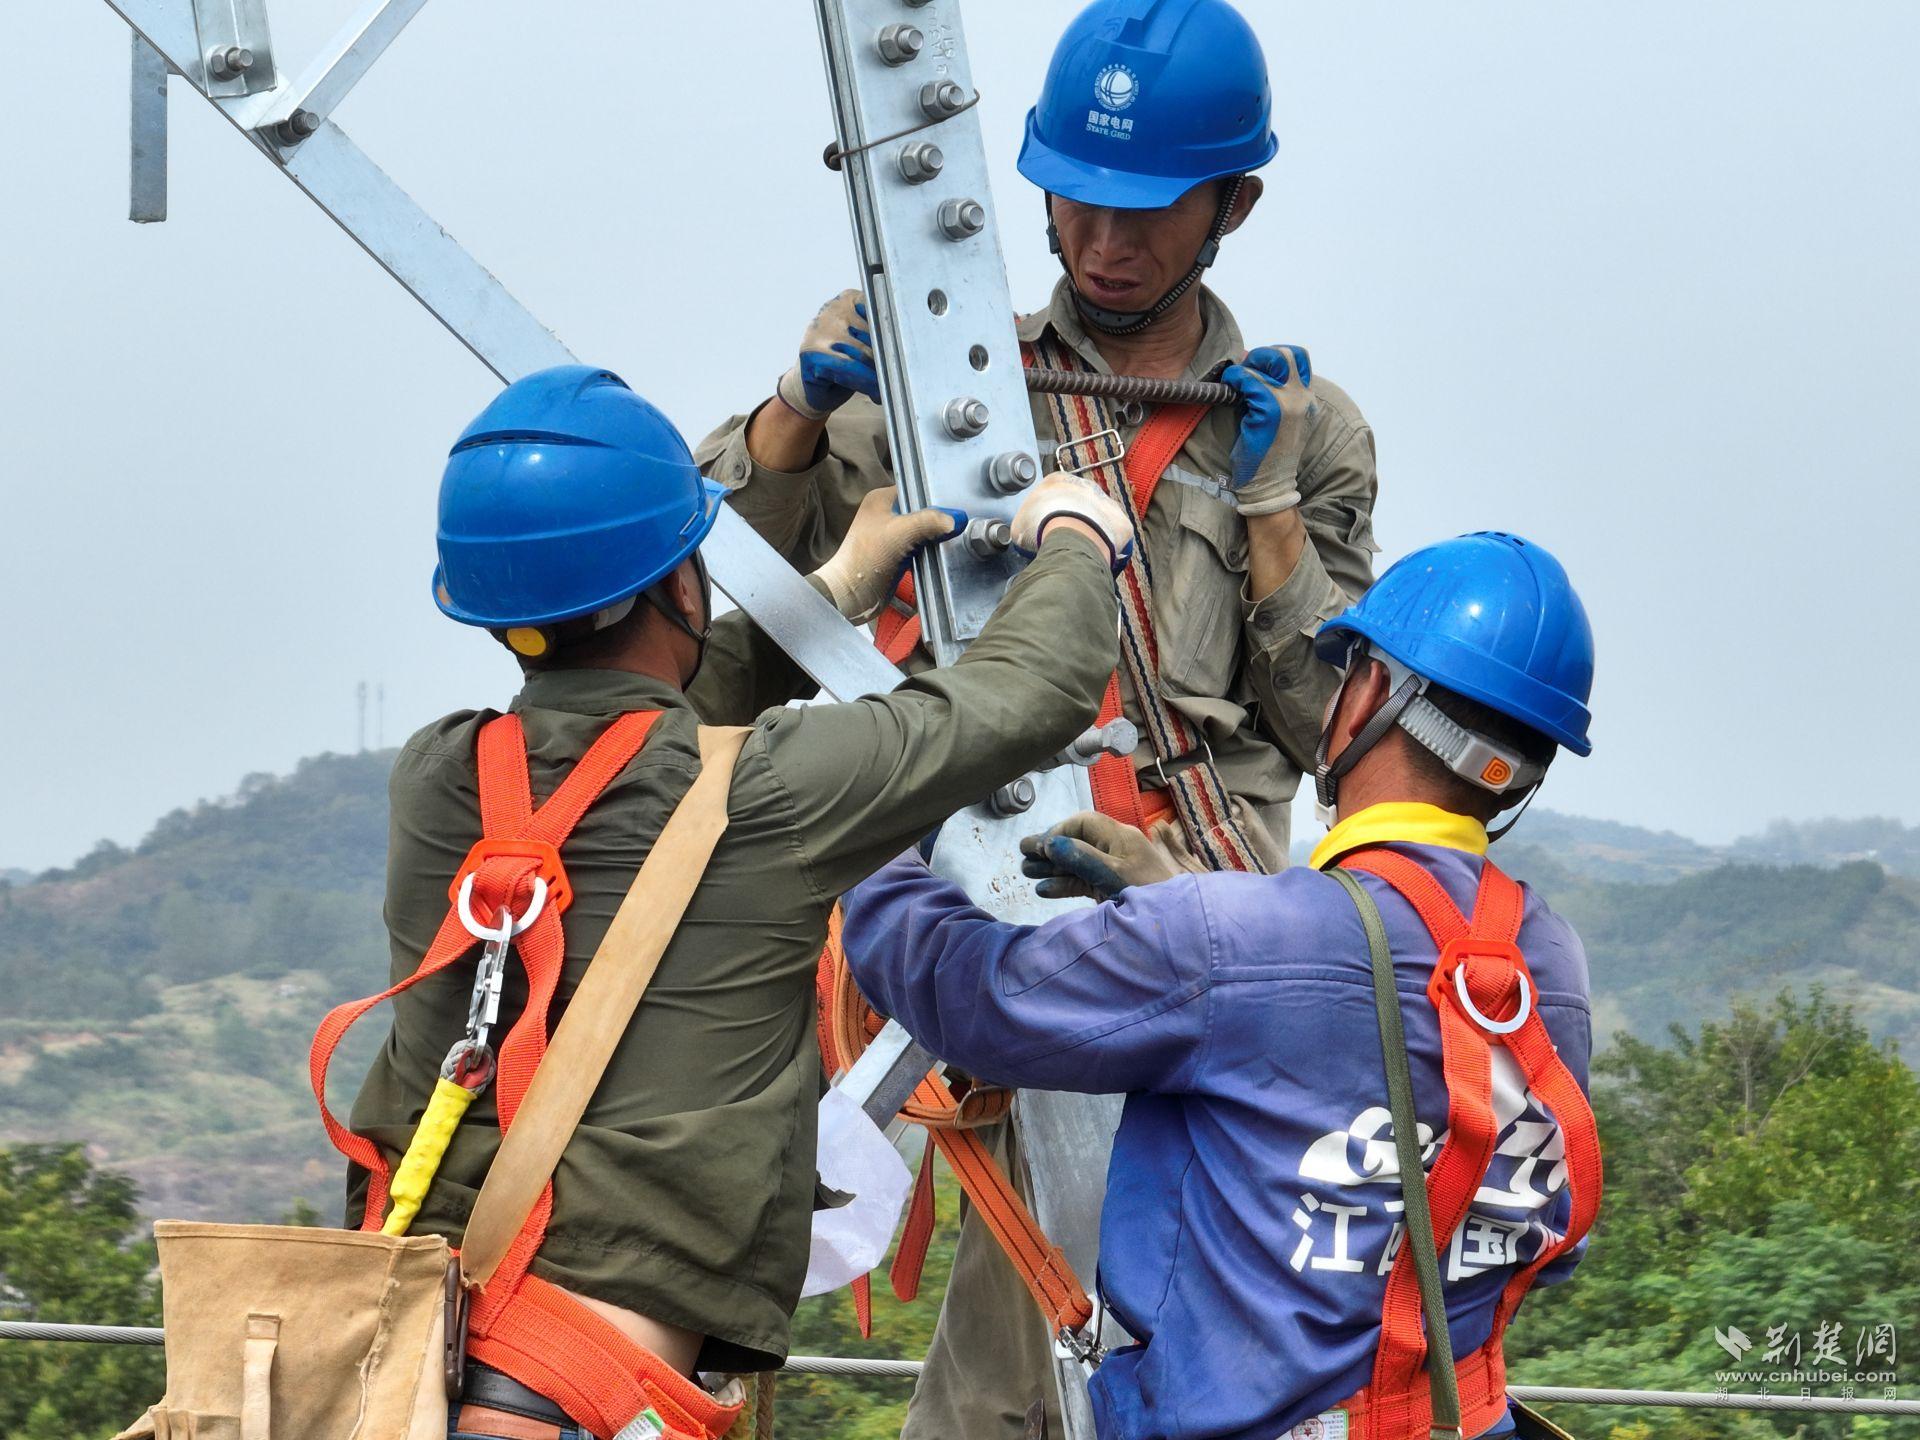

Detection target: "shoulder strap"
[1329, 869, 1463, 1440]
[460, 724, 754, 1289]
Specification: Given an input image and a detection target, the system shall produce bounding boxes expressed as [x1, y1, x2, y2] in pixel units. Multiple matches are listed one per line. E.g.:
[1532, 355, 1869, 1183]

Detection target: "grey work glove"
[1009, 471, 1135, 572]
[811, 486, 965, 624]
[1219, 344, 1319, 516]
[776, 289, 881, 421]
[1019, 811, 1182, 901]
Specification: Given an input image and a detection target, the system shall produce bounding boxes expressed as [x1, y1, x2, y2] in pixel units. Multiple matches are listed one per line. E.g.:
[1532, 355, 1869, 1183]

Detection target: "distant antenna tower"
[356, 680, 368, 753]
[377, 683, 386, 749]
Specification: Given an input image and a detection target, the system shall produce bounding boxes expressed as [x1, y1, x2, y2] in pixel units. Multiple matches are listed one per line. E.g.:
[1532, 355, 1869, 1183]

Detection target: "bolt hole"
[928, 289, 949, 316]
[968, 344, 990, 371]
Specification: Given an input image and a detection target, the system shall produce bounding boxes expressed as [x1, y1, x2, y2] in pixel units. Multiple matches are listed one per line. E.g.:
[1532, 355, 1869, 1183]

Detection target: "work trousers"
[902, 1118, 1063, 1440]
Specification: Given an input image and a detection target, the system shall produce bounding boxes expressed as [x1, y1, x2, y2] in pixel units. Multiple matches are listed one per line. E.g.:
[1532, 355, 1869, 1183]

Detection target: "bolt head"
[990, 777, 1037, 817]
[939, 198, 987, 240]
[920, 79, 966, 119]
[898, 142, 944, 183]
[877, 23, 924, 64]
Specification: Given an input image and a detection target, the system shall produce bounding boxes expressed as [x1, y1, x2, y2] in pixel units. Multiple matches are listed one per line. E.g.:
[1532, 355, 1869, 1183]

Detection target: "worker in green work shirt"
[344, 365, 1134, 1440]
[696, 1, 1376, 1432]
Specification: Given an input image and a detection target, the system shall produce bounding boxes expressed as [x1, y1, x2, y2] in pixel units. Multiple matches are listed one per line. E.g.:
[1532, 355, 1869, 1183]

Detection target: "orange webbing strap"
[467, 1272, 742, 1440]
[815, 906, 1083, 1332]
[310, 711, 660, 1229]
[872, 572, 923, 665]
[917, 1069, 1095, 1337]
[1337, 849, 1603, 1440]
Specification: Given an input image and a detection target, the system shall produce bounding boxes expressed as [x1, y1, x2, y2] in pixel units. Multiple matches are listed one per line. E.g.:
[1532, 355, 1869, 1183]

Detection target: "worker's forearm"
[1246, 506, 1309, 604]
[745, 394, 829, 474]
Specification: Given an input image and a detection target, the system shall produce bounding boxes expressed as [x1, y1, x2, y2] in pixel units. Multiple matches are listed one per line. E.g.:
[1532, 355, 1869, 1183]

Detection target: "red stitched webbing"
[889, 1135, 939, 1303]
[1334, 848, 1604, 1439]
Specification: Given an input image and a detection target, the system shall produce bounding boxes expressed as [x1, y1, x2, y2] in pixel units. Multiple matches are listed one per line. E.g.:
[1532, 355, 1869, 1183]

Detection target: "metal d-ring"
[455, 871, 548, 941]
[1455, 962, 1531, 1036]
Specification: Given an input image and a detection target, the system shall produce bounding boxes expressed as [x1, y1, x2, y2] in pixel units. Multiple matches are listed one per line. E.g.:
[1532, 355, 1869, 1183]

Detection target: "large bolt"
[876, 24, 924, 65]
[984, 451, 1038, 493]
[988, 777, 1037, 817]
[272, 109, 320, 145]
[920, 79, 968, 119]
[207, 45, 255, 79]
[962, 518, 1013, 560]
[938, 198, 987, 241]
[942, 397, 989, 439]
[897, 142, 944, 185]
[1055, 718, 1140, 769]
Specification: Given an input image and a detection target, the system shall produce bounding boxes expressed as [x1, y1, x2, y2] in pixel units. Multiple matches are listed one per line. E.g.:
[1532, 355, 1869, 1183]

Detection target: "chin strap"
[1049, 175, 1245, 337]
[1314, 645, 1550, 833]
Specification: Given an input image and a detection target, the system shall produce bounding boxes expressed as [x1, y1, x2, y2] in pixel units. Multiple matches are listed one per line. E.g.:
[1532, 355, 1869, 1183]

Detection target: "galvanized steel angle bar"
[811, 0, 1041, 660]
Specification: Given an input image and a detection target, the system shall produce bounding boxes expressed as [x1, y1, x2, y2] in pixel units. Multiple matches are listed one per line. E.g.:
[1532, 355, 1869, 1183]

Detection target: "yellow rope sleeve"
[381, 1077, 476, 1237]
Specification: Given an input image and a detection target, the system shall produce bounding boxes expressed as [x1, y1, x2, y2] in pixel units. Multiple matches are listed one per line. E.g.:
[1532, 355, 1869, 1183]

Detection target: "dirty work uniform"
[696, 279, 1380, 1432]
[346, 530, 1118, 1375]
[697, 278, 1378, 869]
[842, 803, 1591, 1440]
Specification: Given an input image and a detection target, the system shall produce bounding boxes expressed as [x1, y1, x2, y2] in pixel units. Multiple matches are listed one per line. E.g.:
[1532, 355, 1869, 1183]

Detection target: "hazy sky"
[4, 2, 1917, 872]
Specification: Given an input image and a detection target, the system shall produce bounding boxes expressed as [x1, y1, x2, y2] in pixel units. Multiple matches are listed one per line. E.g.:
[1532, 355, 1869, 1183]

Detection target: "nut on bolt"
[938, 198, 987, 240]
[271, 109, 321, 145]
[920, 79, 968, 119]
[963, 518, 1013, 559]
[207, 45, 255, 79]
[989, 777, 1037, 817]
[876, 23, 924, 64]
[984, 451, 1038, 493]
[942, 397, 990, 439]
[897, 142, 944, 184]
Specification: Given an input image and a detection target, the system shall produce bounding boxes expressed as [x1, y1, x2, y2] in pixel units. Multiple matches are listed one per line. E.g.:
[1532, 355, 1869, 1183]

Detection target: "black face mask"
[643, 552, 713, 690]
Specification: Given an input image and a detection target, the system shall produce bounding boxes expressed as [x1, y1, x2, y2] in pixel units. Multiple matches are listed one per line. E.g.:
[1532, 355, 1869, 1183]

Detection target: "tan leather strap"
[460, 725, 753, 1288]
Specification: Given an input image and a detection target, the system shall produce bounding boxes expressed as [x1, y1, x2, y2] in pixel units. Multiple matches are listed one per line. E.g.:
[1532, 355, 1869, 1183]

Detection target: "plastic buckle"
[447, 837, 572, 916]
[1433, 937, 1532, 1036]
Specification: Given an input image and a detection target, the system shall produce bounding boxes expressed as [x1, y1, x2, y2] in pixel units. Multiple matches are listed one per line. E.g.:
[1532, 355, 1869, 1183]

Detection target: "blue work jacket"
[841, 806, 1592, 1440]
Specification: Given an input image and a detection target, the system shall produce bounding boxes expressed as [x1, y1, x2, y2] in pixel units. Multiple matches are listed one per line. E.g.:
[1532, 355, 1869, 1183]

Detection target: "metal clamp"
[1054, 427, 1125, 477]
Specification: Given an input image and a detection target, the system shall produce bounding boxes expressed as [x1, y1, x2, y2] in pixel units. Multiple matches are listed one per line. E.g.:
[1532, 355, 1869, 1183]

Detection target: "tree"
[0, 1145, 164, 1440]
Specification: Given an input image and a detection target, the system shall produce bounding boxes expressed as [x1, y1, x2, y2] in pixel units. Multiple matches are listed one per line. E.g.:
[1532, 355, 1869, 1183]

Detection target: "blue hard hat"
[1017, 0, 1278, 211]
[1316, 533, 1596, 756]
[432, 365, 724, 629]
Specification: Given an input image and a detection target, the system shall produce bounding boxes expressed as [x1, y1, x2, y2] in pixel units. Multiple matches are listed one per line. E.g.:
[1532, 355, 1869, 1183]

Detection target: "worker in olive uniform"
[696, 1, 1377, 1431]
[343, 365, 1135, 1440]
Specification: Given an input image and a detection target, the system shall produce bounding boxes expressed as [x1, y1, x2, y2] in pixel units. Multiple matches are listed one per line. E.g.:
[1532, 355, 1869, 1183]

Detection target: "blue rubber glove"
[1219, 344, 1315, 515]
[778, 290, 881, 420]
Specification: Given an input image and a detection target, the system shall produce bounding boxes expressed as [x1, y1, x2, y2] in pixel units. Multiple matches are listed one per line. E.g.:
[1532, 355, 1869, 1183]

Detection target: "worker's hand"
[776, 289, 881, 421]
[1009, 472, 1135, 573]
[1219, 345, 1318, 516]
[1019, 811, 1180, 901]
[813, 486, 965, 624]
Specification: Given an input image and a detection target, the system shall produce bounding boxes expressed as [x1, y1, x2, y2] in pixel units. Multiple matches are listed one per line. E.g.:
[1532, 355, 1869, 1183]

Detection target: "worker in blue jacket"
[842, 532, 1601, 1440]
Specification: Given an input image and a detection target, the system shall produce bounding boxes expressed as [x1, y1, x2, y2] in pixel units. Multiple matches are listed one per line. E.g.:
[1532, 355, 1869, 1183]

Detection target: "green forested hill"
[3, 751, 1918, 1222]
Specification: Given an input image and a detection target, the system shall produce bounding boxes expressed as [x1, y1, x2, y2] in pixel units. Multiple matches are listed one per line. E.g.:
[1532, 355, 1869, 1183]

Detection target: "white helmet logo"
[1093, 63, 1139, 112]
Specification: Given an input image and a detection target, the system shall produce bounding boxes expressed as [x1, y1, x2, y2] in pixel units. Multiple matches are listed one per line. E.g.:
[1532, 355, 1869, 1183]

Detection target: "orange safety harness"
[1332, 849, 1603, 1440]
[830, 365, 1253, 1342]
[310, 711, 744, 1440]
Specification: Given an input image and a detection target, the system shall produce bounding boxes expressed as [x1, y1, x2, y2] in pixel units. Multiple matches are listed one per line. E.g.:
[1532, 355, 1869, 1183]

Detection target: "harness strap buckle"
[449, 837, 573, 917]
[1433, 936, 1533, 1037]
[1054, 426, 1126, 476]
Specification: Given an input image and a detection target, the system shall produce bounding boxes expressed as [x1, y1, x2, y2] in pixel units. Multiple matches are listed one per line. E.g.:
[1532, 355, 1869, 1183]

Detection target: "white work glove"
[1019, 811, 1182, 900]
[1218, 345, 1319, 517]
[1010, 471, 1135, 573]
[811, 486, 965, 624]
[776, 289, 881, 421]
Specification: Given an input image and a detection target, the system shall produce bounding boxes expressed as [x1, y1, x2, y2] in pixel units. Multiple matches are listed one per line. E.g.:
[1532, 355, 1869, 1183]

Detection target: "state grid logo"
[1094, 63, 1139, 111]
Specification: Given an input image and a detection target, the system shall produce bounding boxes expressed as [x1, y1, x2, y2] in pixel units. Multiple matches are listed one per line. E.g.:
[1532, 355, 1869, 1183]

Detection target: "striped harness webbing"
[1029, 335, 1267, 875]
